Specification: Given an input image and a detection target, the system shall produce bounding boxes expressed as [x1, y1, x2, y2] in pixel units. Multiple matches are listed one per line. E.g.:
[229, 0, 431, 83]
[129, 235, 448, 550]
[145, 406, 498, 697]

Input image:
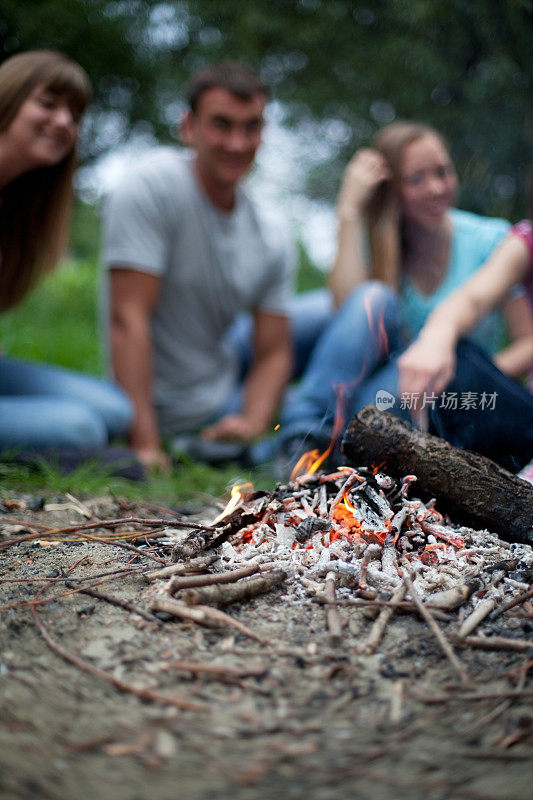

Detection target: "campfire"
[148, 420, 533, 669]
[2, 406, 532, 709]
[194, 465, 524, 604]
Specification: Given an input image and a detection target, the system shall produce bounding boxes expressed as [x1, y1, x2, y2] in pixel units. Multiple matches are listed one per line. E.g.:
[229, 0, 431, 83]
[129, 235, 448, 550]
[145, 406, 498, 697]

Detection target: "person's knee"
[58, 401, 108, 447]
[342, 280, 398, 315]
[97, 387, 134, 437]
[334, 281, 400, 346]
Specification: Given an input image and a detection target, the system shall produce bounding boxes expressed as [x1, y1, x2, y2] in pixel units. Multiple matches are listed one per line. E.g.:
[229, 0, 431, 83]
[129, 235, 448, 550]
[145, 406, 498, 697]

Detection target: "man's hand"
[135, 446, 171, 472]
[202, 414, 263, 443]
[204, 311, 292, 444]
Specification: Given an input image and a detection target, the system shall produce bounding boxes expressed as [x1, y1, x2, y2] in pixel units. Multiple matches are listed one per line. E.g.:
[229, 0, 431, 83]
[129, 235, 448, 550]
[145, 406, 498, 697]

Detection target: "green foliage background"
[0, 0, 532, 498]
[1, 0, 532, 217]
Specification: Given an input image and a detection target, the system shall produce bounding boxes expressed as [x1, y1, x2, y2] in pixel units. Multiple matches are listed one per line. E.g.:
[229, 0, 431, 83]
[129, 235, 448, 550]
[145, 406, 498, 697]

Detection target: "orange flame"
[289, 448, 321, 480]
[342, 494, 357, 514]
[290, 383, 348, 481]
[211, 482, 253, 525]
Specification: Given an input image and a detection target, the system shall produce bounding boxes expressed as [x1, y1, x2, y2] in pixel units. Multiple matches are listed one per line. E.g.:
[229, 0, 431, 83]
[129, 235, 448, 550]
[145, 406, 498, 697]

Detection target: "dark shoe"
[170, 435, 252, 467]
[4, 446, 146, 482]
[275, 432, 333, 482]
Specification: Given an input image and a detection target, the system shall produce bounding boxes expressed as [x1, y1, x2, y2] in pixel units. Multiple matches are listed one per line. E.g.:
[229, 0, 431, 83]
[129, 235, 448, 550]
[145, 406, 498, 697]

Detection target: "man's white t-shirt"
[103, 147, 295, 434]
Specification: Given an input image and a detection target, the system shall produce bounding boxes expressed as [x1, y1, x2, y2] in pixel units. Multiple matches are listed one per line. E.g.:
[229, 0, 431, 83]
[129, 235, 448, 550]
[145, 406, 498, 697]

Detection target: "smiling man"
[103, 63, 295, 469]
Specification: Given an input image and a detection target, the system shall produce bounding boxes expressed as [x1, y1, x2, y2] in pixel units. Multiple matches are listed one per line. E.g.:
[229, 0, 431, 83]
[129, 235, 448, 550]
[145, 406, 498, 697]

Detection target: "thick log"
[342, 405, 533, 545]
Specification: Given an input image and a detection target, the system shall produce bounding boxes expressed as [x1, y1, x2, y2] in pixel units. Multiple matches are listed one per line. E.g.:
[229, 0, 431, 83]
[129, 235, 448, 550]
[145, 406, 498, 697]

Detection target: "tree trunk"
[342, 405, 533, 546]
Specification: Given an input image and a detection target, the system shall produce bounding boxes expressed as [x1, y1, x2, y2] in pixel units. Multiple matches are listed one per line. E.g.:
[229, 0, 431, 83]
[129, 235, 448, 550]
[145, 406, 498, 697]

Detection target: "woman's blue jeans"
[0, 356, 133, 450]
[276, 280, 533, 472]
[279, 281, 405, 445]
[429, 339, 533, 472]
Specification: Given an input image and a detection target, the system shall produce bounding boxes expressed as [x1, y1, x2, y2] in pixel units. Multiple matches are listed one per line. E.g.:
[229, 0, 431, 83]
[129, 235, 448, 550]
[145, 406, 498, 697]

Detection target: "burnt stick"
[179, 569, 287, 607]
[323, 571, 343, 644]
[491, 585, 533, 619]
[172, 492, 272, 561]
[451, 634, 532, 652]
[167, 563, 261, 594]
[149, 597, 264, 641]
[401, 562, 473, 688]
[360, 584, 407, 654]
[144, 554, 219, 582]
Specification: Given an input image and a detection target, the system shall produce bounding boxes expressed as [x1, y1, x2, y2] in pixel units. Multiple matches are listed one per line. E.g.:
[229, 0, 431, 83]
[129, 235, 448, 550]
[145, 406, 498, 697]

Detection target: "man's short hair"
[186, 62, 267, 112]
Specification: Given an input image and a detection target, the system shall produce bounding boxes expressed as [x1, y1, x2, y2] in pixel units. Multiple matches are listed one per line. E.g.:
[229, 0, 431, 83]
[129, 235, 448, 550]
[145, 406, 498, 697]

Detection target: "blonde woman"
[0, 51, 132, 453]
[278, 121, 533, 472]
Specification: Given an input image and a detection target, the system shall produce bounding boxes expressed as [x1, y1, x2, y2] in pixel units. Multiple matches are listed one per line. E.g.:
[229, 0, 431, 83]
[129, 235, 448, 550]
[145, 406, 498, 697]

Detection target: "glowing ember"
[162, 462, 533, 612]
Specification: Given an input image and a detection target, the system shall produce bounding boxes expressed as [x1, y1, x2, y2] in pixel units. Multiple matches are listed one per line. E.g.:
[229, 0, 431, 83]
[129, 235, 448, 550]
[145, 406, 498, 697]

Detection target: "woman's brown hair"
[0, 51, 91, 312]
[366, 120, 450, 289]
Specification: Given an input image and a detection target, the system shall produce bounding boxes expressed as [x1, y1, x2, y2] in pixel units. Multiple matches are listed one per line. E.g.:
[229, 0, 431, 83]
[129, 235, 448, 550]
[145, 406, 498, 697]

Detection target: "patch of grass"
[0, 457, 268, 507]
[0, 258, 102, 374]
[296, 241, 327, 293]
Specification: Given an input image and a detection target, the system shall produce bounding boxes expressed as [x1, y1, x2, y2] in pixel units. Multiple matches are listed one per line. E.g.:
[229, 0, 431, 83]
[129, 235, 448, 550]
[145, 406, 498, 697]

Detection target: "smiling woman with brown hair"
[278, 120, 533, 474]
[0, 50, 91, 310]
[0, 51, 132, 453]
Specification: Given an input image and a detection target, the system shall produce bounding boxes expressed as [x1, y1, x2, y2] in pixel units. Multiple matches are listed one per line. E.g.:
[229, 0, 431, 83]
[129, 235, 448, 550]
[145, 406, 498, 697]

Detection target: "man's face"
[182, 87, 265, 188]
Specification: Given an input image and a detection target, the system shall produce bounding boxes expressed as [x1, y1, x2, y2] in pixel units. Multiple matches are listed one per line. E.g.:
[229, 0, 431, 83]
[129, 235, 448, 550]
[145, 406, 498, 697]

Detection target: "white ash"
[365, 563, 401, 591]
[161, 469, 532, 620]
[158, 528, 192, 547]
[209, 469, 533, 613]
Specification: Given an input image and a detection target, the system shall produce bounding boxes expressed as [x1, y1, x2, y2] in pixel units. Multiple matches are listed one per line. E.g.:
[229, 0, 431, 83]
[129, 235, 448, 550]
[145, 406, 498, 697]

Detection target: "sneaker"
[274, 432, 333, 483]
[170, 435, 252, 467]
[4, 446, 146, 481]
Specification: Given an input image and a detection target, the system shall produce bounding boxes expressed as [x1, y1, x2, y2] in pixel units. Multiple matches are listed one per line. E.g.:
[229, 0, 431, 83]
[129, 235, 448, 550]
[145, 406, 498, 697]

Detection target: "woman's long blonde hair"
[366, 120, 449, 289]
[0, 51, 91, 312]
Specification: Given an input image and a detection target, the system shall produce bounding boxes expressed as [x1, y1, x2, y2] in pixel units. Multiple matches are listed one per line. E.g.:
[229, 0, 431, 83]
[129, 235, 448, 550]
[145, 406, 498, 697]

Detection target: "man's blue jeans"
[226, 287, 335, 384]
[0, 356, 133, 449]
[223, 288, 334, 463]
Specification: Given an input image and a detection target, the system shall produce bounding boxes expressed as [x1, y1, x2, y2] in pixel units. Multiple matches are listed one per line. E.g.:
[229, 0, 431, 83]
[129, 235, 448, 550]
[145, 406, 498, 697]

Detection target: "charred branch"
[171, 493, 270, 560]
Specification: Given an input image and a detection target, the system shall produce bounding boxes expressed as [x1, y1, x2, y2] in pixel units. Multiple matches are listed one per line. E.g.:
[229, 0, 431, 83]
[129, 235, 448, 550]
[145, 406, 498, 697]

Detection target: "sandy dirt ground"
[1, 493, 532, 800]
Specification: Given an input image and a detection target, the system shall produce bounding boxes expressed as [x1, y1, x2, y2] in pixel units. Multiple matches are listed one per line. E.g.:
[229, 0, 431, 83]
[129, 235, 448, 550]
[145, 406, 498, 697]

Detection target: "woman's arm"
[329, 149, 390, 307]
[398, 234, 531, 398]
[494, 293, 533, 380]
